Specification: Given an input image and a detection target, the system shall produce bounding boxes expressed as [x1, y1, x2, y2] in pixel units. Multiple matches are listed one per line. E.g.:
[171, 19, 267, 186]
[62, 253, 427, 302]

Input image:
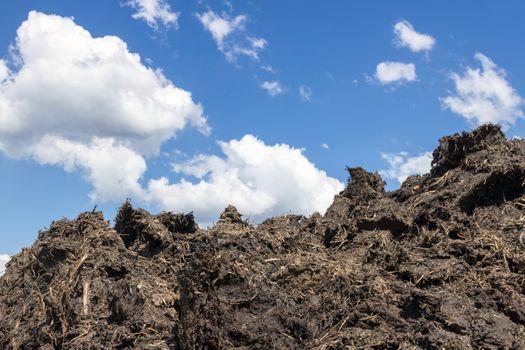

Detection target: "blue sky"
[0, 0, 524, 258]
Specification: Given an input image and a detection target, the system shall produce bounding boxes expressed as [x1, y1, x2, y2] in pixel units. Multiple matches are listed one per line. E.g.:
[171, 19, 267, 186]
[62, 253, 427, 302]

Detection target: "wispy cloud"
[299, 85, 313, 101]
[321, 143, 330, 150]
[261, 65, 276, 73]
[125, 0, 179, 30]
[196, 10, 267, 63]
[394, 20, 435, 52]
[260, 81, 285, 96]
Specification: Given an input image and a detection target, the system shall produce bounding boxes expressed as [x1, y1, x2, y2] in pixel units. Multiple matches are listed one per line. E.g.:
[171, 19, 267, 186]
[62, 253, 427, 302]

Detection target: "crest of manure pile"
[1, 124, 525, 349]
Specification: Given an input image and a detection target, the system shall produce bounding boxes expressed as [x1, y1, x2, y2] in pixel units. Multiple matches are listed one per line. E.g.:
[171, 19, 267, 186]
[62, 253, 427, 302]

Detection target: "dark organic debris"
[1, 124, 525, 349]
[219, 204, 244, 224]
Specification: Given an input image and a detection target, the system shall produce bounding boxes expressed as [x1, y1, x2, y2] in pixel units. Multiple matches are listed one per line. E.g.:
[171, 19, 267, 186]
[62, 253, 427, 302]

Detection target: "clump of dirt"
[1, 124, 525, 349]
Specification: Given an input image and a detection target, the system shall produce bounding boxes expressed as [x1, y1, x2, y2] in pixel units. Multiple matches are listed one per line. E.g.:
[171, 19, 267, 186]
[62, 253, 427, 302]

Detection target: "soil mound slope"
[1, 124, 525, 349]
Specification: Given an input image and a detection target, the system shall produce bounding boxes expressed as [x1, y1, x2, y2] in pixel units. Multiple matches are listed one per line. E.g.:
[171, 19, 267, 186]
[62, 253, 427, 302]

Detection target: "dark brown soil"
[1, 124, 525, 349]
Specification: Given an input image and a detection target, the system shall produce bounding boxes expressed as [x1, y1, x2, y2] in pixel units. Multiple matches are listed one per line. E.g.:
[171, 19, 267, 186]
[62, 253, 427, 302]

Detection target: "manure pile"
[1, 125, 525, 349]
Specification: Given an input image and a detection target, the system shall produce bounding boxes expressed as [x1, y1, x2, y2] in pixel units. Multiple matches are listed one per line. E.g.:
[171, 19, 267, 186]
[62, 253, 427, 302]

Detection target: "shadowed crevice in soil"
[1, 124, 525, 349]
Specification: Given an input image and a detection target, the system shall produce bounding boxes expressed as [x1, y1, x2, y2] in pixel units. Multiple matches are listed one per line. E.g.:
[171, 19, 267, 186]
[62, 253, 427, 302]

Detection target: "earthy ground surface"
[1, 124, 525, 349]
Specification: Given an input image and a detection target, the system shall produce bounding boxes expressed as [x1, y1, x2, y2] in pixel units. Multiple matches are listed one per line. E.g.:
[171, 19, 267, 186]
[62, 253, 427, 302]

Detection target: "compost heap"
[1, 124, 525, 349]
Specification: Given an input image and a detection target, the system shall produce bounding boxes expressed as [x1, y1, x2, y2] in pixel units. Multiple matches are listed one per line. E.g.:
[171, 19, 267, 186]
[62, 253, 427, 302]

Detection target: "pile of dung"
[1, 124, 525, 349]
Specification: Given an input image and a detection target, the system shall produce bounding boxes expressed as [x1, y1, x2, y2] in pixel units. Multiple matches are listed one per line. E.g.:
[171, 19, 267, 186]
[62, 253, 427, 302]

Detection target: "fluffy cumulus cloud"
[0, 12, 342, 224]
[380, 151, 432, 184]
[146, 135, 344, 223]
[260, 81, 284, 96]
[125, 0, 179, 30]
[0, 60, 9, 81]
[0, 254, 10, 276]
[0, 11, 209, 200]
[394, 20, 435, 52]
[442, 53, 524, 128]
[196, 10, 267, 63]
[375, 61, 416, 84]
[31, 136, 148, 201]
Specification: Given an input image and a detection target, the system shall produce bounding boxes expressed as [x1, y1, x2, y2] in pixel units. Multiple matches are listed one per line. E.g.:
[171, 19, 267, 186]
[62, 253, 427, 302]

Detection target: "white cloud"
[0, 60, 9, 81]
[248, 37, 267, 50]
[375, 61, 416, 84]
[442, 53, 523, 128]
[196, 11, 245, 45]
[126, 0, 179, 30]
[0, 11, 209, 201]
[321, 143, 330, 150]
[260, 81, 285, 96]
[146, 135, 344, 223]
[196, 10, 267, 63]
[299, 85, 313, 101]
[394, 20, 435, 52]
[261, 65, 276, 73]
[0, 254, 10, 276]
[380, 151, 432, 184]
[31, 136, 147, 201]
[0, 12, 343, 225]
